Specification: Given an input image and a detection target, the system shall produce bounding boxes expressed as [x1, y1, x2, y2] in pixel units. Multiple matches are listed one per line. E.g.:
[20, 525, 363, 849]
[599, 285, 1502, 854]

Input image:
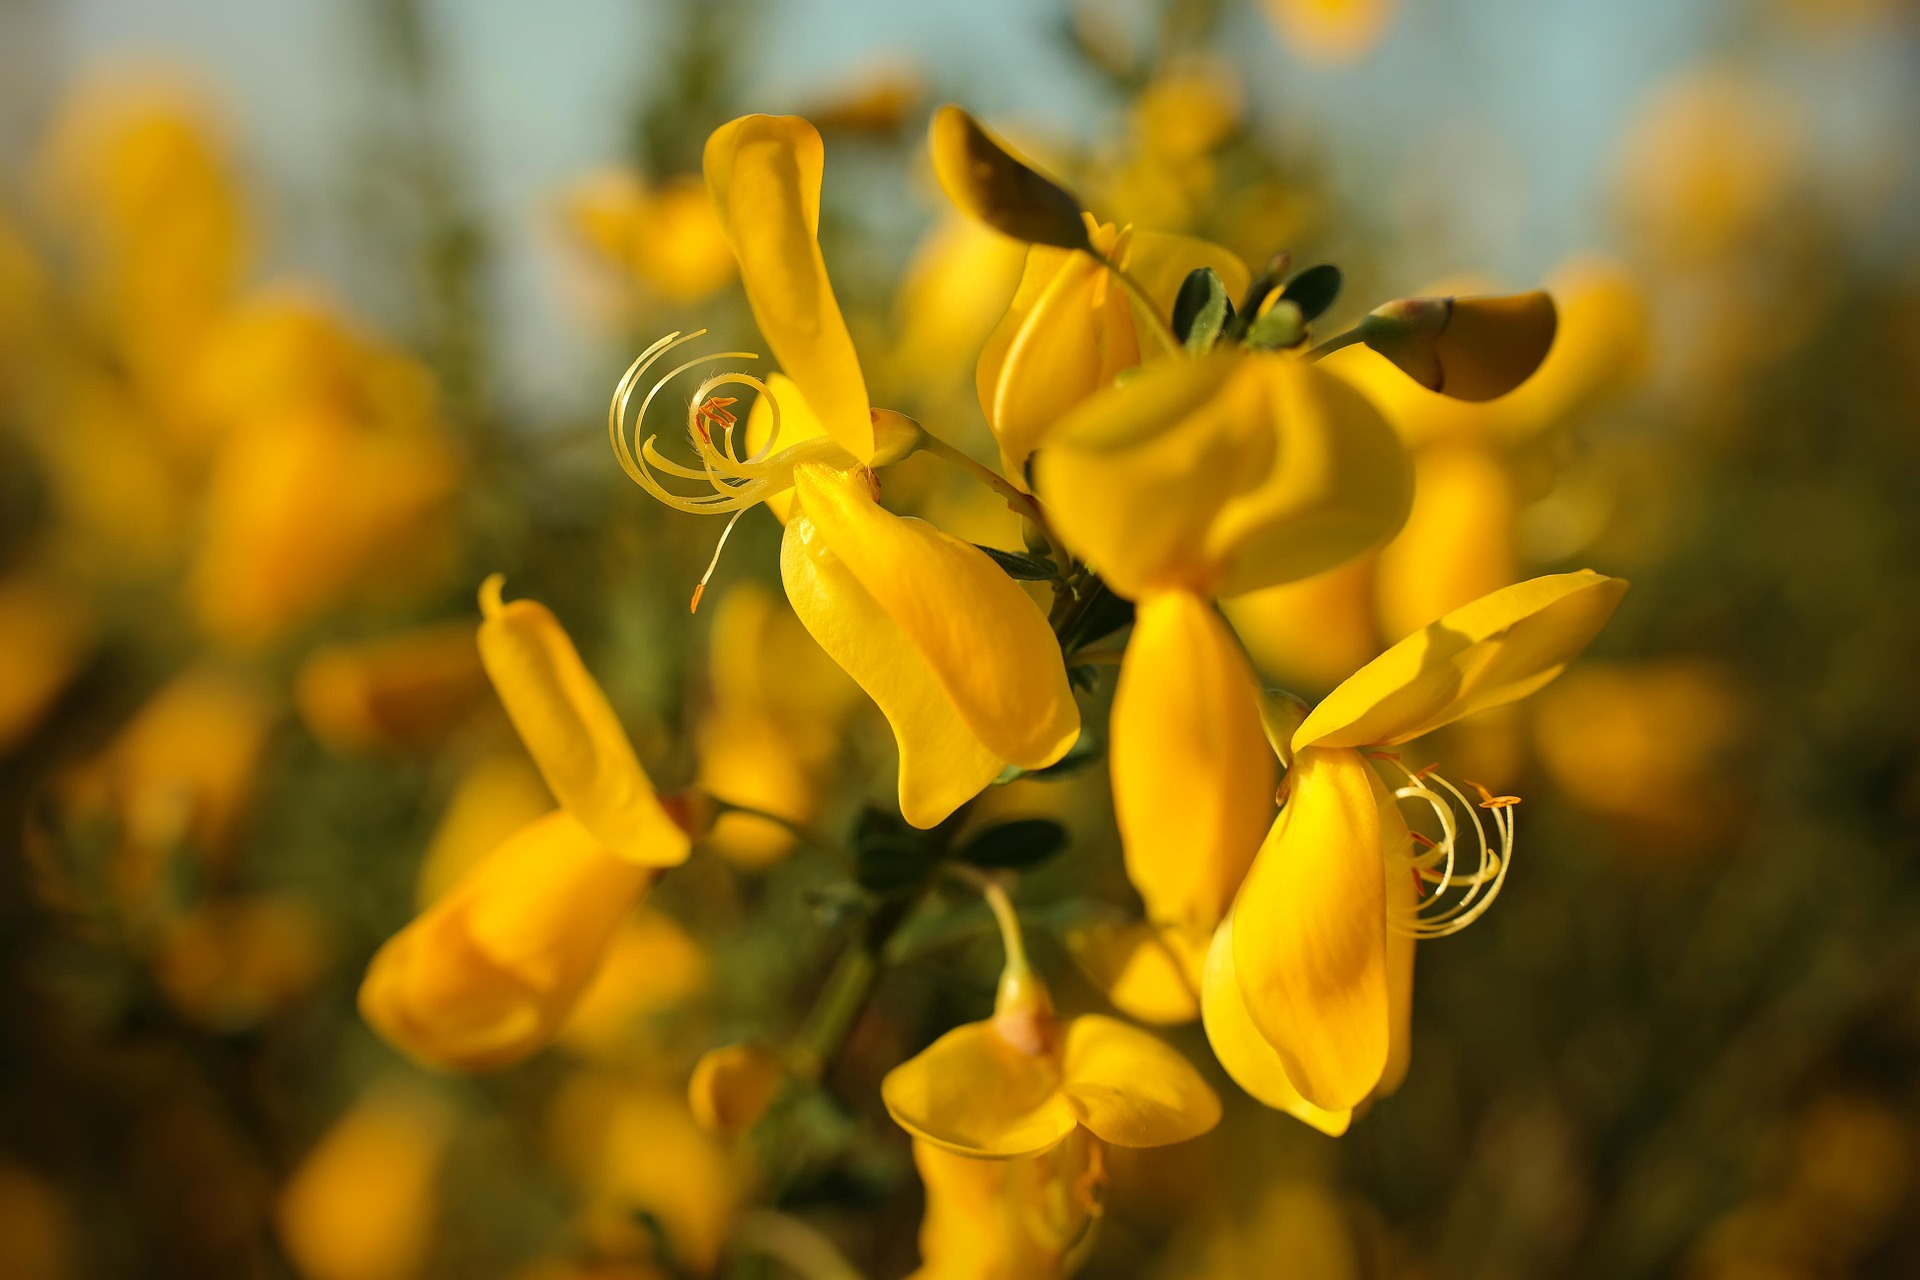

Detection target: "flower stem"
[1303, 324, 1369, 362]
[920, 433, 1074, 573]
[1098, 255, 1184, 360]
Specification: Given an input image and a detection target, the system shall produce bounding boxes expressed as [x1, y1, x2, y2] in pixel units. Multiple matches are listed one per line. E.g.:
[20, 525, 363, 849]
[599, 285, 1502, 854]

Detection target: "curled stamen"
[1371, 756, 1515, 940]
[608, 330, 852, 516]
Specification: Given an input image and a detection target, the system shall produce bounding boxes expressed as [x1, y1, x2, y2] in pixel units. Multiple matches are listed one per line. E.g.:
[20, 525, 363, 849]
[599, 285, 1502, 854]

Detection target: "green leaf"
[1246, 299, 1305, 351]
[1172, 267, 1234, 354]
[1058, 580, 1134, 650]
[1282, 264, 1343, 322]
[956, 818, 1069, 870]
[975, 545, 1061, 581]
[854, 808, 935, 893]
[1067, 663, 1100, 693]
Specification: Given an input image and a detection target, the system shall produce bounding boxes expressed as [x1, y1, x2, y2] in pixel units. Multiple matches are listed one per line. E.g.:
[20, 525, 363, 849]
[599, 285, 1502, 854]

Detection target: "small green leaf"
[1067, 664, 1100, 693]
[956, 818, 1070, 870]
[1172, 267, 1234, 354]
[1058, 580, 1134, 650]
[975, 545, 1060, 581]
[1281, 264, 1343, 322]
[854, 808, 935, 893]
[1246, 299, 1305, 351]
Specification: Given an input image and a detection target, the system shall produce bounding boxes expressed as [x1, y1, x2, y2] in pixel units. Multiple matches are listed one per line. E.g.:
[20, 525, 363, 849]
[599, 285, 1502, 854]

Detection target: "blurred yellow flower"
[688, 1042, 787, 1138]
[1532, 658, 1752, 848]
[1158, 1181, 1358, 1280]
[276, 1086, 452, 1280]
[155, 893, 331, 1030]
[36, 74, 249, 434]
[295, 623, 488, 755]
[558, 909, 710, 1061]
[1614, 68, 1801, 263]
[910, 1130, 1105, 1279]
[62, 663, 275, 909]
[1261, 0, 1393, 65]
[0, 575, 87, 755]
[413, 753, 552, 907]
[561, 170, 737, 305]
[889, 215, 1027, 393]
[1208, 573, 1625, 1132]
[547, 1074, 740, 1275]
[1222, 558, 1378, 694]
[361, 579, 691, 1070]
[0, 1162, 76, 1280]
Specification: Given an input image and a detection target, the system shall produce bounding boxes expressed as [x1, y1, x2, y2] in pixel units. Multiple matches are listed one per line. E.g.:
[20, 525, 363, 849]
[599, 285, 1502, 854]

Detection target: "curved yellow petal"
[476, 576, 689, 867]
[1230, 746, 1388, 1111]
[881, 1020, 1077, 1157]
[1203, 357, 1413, 599]
[790, 463, 1078, 773]
[1037, 353, 1268, 597]
[1295, 570, 1629, 750]
[1112, 591, 1273, 930]
[981, 249, 1131, 477]
[1067, 920, 1208, 1026]
[780, 504, 1002, 828]
[742, 371, 830, 524]
[1377, 791, 1418, 1097]
[688, 1042, 786, 1139]
[910, 1131, 1105, 1280]
[1056, 1014, 1221, 1147]
[1200, 917, 1352, 1135]
[359, 810, 655, 1071]
[703, 114, 872, 461]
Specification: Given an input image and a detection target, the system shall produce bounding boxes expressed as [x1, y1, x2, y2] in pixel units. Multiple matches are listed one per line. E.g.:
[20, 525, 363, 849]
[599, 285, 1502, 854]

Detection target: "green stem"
[792, 892, 918, 1082]
[709, 797, 845, 865]
[1303, 324, 1370, 362]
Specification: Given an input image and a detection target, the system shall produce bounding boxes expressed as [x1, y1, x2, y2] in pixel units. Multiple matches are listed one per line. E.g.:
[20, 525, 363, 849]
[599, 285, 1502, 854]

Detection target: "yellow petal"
[790, 463, 1079, 773]
[910, 1132, 1105, 1280]
[980, 248, 1130, 477]
[741, 372, 830, 523]
[1037, 354, 1411, 599]
[1295, 570, 1629, 750]
[688, 1042, 786, 1139]
[476, 576, 690, 867]
[1200, 916, 1352, 1135]
[1056, 1014, 1221, 1147]
[359, 811, 656, 1071]
[1377, 794, 1418, 1097]
[1372, 445, 1516, 644]
[928, 105, 1090, 251]
[1112, 591, 1274, 931]
[703, 114, 872, 461]
[1202, 357, 1413, 598]
[1066, 920, 1209, 1026]
[882, 1020, 1077, 1157]
[780, 504, 1002, 828]
[294, 622, 488, 755]
[1230, 746, 1388, 1110]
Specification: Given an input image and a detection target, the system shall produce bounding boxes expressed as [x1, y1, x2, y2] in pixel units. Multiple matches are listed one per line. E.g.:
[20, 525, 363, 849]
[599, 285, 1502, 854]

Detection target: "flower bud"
[688, 1042, 787, 1139]
[1362, 291, 1558, 401]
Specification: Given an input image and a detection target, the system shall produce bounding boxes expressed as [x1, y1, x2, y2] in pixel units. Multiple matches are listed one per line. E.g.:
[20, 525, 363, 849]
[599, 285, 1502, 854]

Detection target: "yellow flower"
[276, 1085, 452, 1280]
[1261, 0, 1394, 66]
[0, 1161, 76, 1280]
[688, 1042, 787, 1139]
[294, 623, 488, 755]
[360, 579, 691, 1070]
[0, 575, 87, 755]
[882, 880, 1218, 1159]
[609, 115, 1079, 828]
[559, 169, 737, 305]
[929, 105, 1250, 476]
[909, 1131, 1106, 1280]
[1034, 352, 1412, 947]
[1205, 572, 1626, 1133]
[155, 893, 330, 1031]
[781, 461, 1079, 827]
[557, 909, 710, 1061]
[413, 754, 552, 908]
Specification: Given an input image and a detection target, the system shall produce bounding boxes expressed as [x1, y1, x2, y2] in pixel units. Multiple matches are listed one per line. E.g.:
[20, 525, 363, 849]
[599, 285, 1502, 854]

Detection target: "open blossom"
[359, 577, 691, 1070]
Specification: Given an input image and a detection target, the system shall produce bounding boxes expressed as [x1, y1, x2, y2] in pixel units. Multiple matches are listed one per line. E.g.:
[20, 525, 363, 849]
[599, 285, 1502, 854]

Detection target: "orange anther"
[1466, 781, 1521, 809]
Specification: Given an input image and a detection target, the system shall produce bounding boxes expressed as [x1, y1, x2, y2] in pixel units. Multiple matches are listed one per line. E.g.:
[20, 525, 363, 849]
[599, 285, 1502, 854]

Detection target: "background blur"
[3, 0, 1919, 1277]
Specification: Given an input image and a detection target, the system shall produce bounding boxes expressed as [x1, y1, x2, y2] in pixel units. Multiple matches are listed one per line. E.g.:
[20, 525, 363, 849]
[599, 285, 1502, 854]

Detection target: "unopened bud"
[929, 106, 1092, 252]
[1361, 291, 1558, 401]
[689, 1041, 786, 1139]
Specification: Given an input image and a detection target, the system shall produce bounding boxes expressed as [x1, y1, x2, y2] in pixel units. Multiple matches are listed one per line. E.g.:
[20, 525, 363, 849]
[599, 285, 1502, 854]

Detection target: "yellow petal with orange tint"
[1056, 1014, 1221, 1147]
[1111, 591, 1273, 930]
[1295, 570, 1629, 751]
[1200, 916, 1352, 1136]
[703, 114, 872, 461]
[1230, 746, 1388, 1111]
[881, 1020, 1077, 1157]
[476, 576, 690, 867]
[790, 463, 1078, 774]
